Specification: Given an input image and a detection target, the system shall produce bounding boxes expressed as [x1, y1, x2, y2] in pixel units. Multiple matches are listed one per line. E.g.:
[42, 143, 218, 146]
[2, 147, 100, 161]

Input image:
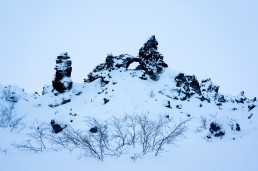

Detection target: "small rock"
[103, 98, 109, 104]
[89, 127, 98, 133]
[248, 104, 256, 112]
[50, 120, 64, 134]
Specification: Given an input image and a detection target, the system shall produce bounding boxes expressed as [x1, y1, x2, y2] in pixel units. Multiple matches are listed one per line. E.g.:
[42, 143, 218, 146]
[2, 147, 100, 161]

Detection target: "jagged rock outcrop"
[52, 52, 73, 93]
[235, 91, 247, 104]
[84, 36, 168, 84]
[173, 74, 230, 104]
[174, 73, 202, 100]
[200, 78, 219, 94]
[138, 35, 168, 80]
[84, 54, 140, 84]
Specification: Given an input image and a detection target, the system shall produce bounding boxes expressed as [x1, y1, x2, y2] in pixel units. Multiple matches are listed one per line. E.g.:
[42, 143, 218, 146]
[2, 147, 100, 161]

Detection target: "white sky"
[0, 0, 257, 98]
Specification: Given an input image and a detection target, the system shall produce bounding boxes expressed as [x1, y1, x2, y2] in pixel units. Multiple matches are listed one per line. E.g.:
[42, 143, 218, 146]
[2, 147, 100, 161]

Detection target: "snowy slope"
[1, 67, 257, 171]
[0, 37, 257, 171]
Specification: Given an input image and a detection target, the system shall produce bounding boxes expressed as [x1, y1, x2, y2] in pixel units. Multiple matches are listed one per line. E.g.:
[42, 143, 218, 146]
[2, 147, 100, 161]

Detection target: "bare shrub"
[0, 147, 7, 155]
[13, 123, 53, 152]
[133, 113, 188, 156]
[149, 90, 155, 98]
[15, 113, 189, 160]
[108, 116, 129, 154]
[108, 113, 189, 157]
[200, 115, 208, 130]
[2, 86, 19, 103]
[0, 104, 24, 131]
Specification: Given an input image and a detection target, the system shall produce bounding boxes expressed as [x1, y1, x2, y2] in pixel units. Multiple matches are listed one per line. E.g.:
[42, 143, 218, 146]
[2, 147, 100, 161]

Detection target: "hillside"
[0, 36, 257, 171]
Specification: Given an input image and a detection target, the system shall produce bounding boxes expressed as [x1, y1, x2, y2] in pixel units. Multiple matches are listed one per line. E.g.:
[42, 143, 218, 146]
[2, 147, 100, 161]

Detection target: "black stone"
[103, 98, 109, 104]
[89, 127, 98, 133]
[50, 120, 63, 134]
[165, 101, 171, 108]
[248, 104, 256, 112]
[61, 98, 71, 105]
[218, 95, 226, 103]
[248, 113, 253, 119]
[175, 73, 202, 100]
[209, 122, 221, 133]
[236, 123, 241, 131]
[214, 131, 225, 137]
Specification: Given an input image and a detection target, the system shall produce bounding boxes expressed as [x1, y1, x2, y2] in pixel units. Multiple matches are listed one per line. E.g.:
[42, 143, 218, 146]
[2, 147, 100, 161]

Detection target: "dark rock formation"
[89, 126, 98, 133]
[165, 101, 171, 108]
[50, 120, 64, 134]
[84, 36, 168, 84]
[236, 123, 241, 131]
[48, 97, 72, 108]
[209, 122, 225, 138]
[248, 104, 256, 112]
[200, 78, 219, 93]
[235, 91, 247, 104]
[138, 35, 168, 80]
[52, 52, 73, 93]
[175, 73, 202, 95]
[196, 96, 211, 103]
[174, 73, 202, 100]
[84, 54, 140, 84]
[230, 122, 241, 131]
[217, 95, 227, 103]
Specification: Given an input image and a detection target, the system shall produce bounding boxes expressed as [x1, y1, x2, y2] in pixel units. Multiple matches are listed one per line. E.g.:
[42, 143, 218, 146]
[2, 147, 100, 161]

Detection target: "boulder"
[50, 120, 64, 134]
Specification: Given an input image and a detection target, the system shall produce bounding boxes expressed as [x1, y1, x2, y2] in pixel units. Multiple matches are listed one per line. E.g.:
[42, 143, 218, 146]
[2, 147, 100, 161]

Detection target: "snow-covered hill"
[1, 36, 257, 171]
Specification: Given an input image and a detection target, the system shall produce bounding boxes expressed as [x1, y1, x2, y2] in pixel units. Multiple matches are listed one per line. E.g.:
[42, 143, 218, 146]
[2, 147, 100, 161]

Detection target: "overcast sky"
[0, 0, 257, 98]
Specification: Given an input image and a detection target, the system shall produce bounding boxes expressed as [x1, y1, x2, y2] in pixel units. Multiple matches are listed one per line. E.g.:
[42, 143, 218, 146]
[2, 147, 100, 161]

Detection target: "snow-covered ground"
[0, 63, 257, 170]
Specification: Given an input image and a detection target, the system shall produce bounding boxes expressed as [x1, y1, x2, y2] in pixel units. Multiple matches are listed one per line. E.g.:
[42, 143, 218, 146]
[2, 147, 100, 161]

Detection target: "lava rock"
[209, 122, 225, 138]
[176, 104, 182, 109]
[60, 98, 71, 105]
[103, 98, 109, 104]
[200, 78, 219, 93]
[217, 95, 227, 103]
[50, 120, 64, 134]
[138, 35, 168, 80]
[235, 91, 247, 104]
[175, 73, 202, 99]
[248, 113, 253, 119]
[251, 97, 257, 102]
[84, 54, 140, 83]
[52, 52, 73, 93]
[214, 131, 225, 137]
[197, 96, 211, 103]
[209, 122, 221, 133]
[139, 73, 147, 80]
[216, 103, 222, 106]
[165, 101, 171, 108]
[248, 104, 256, 112]
[236, 123, 241, 131]
[89, 127, 98, 133]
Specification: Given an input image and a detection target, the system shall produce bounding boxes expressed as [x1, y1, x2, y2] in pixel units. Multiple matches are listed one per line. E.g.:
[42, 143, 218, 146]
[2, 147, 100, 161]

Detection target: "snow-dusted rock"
[138, 35, 168, 80]
[52, 52, 73, 93]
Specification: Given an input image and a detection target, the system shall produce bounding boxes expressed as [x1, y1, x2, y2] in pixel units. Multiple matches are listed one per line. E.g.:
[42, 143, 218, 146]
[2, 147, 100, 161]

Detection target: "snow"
[0, 68, 257, 171]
